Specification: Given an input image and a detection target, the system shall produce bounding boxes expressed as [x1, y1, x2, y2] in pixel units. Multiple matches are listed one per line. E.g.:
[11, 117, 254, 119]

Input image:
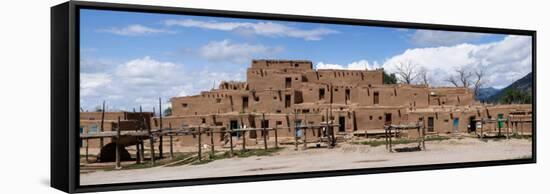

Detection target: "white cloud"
[79, 56, 246, 112]
[80, 73, 112, 97]
[383, 35, 532, 88]
[199, 40, 283, 63]
[164, 19, 338, 41]
[316, 60, 381, 70]
[99, 24, 173, 36]
[411, 30, 488, 47]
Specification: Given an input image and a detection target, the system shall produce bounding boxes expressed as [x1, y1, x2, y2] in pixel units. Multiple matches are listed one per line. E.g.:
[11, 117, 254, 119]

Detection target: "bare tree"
[418, 67, 429, 85]
[394, 61, 418, 84]
[446, 66, 472, 87]
[472, 68, 485, 96]
[445, 75, 459, 87]
[455, 66, 472, 87]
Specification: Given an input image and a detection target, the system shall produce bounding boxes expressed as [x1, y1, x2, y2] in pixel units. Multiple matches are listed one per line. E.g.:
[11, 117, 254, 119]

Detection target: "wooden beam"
[146, 117, 155, 165]
[198, 126, 202, 161]
[210, 129, 215, 156]
[115, 117, 122, 169]
[100, 100, 105, 147]
[158, 98, 163, 159]
[228, 125, 234, 157]
[169, 122, 174, 159]
[262, 113, 268, 150]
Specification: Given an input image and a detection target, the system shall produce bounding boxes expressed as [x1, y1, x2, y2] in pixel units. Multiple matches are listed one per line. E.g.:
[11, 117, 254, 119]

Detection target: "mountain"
[476, 87, 500, 101]
[486, 72, 533, 103]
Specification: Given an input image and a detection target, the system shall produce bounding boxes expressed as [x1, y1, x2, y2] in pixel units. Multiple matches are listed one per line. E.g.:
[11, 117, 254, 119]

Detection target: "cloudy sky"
[80, 9, 532, 112]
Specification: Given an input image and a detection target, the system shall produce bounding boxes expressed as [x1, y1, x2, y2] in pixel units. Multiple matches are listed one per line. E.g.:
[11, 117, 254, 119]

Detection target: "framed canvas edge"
[51, 1, 536, 193]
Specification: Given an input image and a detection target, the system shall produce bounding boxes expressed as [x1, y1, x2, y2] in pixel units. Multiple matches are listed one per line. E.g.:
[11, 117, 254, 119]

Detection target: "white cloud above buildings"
[316, 35, 532, 88]
[199, 40, 284, 63]
[99, 24, 174, 36]
[163, 19, 338, 41]
[410, 30, 488, 47]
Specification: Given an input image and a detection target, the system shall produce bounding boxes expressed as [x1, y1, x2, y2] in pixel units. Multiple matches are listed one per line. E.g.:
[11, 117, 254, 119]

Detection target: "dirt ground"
[80, 137, 532, 185]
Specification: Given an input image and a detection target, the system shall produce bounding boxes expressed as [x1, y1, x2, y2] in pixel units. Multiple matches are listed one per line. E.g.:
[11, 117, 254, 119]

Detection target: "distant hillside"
[486, 72, 533, 103]
[476, 87, 500, 101]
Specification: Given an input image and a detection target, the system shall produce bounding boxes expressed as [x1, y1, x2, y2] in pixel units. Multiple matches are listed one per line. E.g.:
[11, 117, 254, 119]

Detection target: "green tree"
[163, 107, 172, 116]
[500, 89, 532, 104]
[383, 71, 398, 84]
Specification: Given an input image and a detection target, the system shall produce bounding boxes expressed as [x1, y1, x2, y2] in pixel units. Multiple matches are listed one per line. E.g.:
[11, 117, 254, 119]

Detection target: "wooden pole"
[506, 118, 510, 139]
[210, 128, 215, 155]
[146, 117, 155, 165]
[85, 138, 89, 163]
[240, 115, 246, 151]
[115, 117, 122, 169]
[389, 126, 393, 152]
[139, 107, 145, 163]
[384, 125, 390, 150]
[294, 110, 298, 151]
[169, 122, 174, 159]
[228, 125, 234, 157]
[303, 113, 307, 149]
[158, 98, 163, 159]
[274, 125, 279, 148]
[480, 118, 484, 139]
[198, 126, 202, 161]
[100, 100, 105, 147]
[262, 113, 268, 150]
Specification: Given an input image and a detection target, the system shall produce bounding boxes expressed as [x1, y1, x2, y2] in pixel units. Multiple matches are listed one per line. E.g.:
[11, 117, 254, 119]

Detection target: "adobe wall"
[428, 87, 475, 106]
[304, 69, 384, 86]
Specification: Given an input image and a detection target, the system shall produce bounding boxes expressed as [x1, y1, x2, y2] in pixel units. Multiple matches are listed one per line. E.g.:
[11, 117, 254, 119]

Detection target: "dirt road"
[80, 138, 532, 185]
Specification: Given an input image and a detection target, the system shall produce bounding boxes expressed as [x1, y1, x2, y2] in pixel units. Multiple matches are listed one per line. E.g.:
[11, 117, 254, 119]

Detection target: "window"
[285, 95, 291, 108]
[428, 117, 435, 132]
[369, 116, 373, 120]
[319, 88, 325, 100]
[182, 103, 188, 108]
[374, 92, 379, 105]
[345, 89, 351, 101]
[285, 77, 292, 88]
[216, 98, 221, 103]
[242, 96, 249, 110]
[276, 121, 282, 126]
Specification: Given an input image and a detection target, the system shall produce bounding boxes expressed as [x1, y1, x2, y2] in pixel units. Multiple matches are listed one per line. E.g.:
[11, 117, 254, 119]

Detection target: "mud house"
[80, 59, 532, 149]
[160, 59, 532, 146]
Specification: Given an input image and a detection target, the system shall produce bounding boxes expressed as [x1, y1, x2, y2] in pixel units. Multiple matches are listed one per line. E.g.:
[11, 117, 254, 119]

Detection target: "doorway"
[230, 120, 239, 137]
[453, 118, 459, 133]
[338, 116, 345, 132]
[468, 116, 476, 133]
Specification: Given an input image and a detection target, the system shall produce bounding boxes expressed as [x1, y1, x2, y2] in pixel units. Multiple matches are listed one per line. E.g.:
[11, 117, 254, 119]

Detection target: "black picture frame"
[51, 1, 537, 193]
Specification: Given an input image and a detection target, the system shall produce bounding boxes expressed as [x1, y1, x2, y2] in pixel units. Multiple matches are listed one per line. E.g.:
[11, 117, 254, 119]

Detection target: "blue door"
[453, 118, 459, 133]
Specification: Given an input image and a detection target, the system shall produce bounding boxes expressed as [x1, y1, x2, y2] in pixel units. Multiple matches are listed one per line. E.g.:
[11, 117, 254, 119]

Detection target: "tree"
[472, 68, 485, 97]
[394, 61, 417, 84]
[383, 71, 398, 84]
[418, 67, 429, 85]
[446, 66, 472, 88]
[500, 89, 532, 104]
[163, 107, 172, 116]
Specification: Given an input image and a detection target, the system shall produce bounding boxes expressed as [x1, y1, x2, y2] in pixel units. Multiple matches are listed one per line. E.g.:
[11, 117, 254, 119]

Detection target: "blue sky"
[79, 9, 532, 112]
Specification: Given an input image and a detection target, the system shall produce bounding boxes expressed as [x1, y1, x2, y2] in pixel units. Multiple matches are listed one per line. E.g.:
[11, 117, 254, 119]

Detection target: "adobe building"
[80, 59, 532, 149]
[158, 59, 532, 146]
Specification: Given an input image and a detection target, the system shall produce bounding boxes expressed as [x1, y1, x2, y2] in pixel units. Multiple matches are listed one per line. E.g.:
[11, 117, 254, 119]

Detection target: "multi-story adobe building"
[80, 59, 532, 149]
